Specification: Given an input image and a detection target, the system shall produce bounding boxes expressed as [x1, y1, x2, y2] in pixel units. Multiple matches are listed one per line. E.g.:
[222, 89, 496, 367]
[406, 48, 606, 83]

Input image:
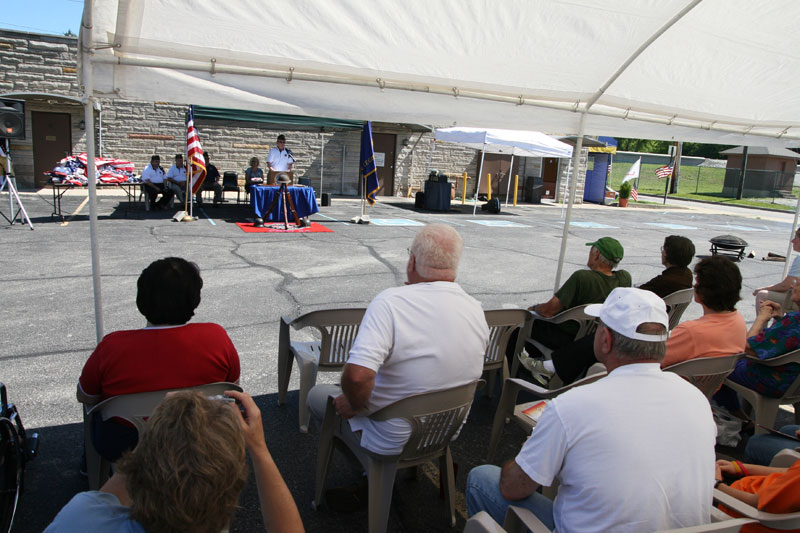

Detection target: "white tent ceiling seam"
[87, 54, 800, 146]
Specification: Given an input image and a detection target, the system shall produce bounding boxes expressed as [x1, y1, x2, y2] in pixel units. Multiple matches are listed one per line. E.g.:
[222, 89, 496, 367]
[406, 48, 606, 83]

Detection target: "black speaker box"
[321, 192, 331, 206]
[0, 98, 25, 139]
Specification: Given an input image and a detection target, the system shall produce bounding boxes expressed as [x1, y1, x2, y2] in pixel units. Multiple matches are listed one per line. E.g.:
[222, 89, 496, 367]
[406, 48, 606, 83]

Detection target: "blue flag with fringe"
[360, 121, 380, 205]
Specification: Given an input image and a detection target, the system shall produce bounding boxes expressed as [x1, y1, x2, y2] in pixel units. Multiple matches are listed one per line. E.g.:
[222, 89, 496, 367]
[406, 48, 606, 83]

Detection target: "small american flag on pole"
[631, 187, 639, 201]
[654, 163, 674, 179]
[186, 105, 206, 195]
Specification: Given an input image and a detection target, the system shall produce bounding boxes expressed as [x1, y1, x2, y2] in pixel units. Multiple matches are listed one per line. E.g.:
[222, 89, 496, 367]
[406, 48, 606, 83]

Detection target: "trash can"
[525, 176, 543, 203]
[531, 185, 543, 204]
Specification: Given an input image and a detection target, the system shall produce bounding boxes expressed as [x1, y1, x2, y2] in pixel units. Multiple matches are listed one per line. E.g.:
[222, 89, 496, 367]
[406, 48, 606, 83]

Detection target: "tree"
[615, 137, 734, 158]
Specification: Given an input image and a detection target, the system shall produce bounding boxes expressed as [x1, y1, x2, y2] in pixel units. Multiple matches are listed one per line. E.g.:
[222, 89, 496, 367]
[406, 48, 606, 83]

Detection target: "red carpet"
[236, 221, 333, 233]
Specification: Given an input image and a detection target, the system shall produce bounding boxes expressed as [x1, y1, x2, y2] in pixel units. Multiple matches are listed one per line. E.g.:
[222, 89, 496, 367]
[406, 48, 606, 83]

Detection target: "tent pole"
[561, 158, 571, 220]
[783, 193, 800, 277]
[319, 132, 324, 198]
[554, 113, 586, 292]
[473, 143, 487, 215]
[81, 0, 103, 343]
[505, 152, 514, 209]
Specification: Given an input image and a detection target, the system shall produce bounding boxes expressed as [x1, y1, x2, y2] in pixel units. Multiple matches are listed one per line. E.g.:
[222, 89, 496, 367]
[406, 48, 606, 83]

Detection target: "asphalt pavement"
[1, 188, 797, 532]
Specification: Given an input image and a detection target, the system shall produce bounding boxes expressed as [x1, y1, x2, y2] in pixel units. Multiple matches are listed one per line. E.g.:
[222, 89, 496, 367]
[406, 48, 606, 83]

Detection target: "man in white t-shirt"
[307, 224, 489, 454]
[165, 154, 188, 203]
[752, 228, 800, 313]
[466, 288, 717, 532]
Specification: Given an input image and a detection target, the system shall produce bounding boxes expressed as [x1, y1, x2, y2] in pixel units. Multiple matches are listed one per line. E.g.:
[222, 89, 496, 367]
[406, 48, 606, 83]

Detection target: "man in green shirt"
[519, 237, 631, 384]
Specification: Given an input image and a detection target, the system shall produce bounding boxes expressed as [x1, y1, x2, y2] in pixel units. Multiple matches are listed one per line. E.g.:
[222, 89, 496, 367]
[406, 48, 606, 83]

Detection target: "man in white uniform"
[166, 154, 188, 204]
[307, 224, 489, 454]
[267, 134, 295, 184]
[141, 155, 173, 210]
[466, 287, 717, 532]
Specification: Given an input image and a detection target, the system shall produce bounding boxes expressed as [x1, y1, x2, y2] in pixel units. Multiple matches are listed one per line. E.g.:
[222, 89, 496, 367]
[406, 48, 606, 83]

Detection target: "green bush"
[619, 181, 632, 199]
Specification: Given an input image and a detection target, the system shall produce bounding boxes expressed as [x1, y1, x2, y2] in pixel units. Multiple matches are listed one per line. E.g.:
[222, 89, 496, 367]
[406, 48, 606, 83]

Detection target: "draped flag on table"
[186, 105, 206, 194]
[654, 161, 674, 179]
[360, 121, 380, 205]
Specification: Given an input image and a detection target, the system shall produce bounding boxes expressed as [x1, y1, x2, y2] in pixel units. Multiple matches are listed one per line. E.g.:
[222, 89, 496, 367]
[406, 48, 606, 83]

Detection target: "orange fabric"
[661, 311, 746, 368]
[724, 459, 800, 533]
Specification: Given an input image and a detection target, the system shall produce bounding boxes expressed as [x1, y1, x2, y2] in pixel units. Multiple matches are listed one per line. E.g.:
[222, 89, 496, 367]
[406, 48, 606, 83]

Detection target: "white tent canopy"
[433, 128, 573, 159]
[85, 0, 800, 148]
[79, 0, 800, 340]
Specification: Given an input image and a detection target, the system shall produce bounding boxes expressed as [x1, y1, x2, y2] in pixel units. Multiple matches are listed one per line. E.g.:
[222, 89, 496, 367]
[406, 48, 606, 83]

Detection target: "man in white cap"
[466, 288, 717, 532]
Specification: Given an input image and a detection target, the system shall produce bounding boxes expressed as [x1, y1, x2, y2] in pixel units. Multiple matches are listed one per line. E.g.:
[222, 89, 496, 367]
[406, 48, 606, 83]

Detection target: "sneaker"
[520, 356, 553, 387]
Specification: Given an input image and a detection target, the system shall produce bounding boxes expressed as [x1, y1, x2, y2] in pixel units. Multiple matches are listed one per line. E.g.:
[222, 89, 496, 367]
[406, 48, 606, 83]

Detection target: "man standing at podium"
[267, 134, 294, 184]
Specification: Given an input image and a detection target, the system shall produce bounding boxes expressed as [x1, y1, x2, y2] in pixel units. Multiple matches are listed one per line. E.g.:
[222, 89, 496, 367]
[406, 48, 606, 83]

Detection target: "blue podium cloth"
[250, 186, 319, 220]
[424, 180, 451, 211]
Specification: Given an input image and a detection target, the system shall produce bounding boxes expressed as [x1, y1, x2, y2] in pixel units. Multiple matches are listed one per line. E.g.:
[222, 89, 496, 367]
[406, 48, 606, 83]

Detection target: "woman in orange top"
[715, 458, 800, 532]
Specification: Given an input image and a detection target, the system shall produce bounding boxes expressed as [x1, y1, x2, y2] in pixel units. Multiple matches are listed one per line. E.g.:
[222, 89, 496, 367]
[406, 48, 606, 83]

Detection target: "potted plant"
[618, 181, 632, 207]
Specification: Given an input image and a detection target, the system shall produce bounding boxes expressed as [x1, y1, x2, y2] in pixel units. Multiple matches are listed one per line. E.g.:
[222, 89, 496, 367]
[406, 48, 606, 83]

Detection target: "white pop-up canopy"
[433, 127, 574, 212]
[78, 0, 800, 341]
[433, 128, 574, 159]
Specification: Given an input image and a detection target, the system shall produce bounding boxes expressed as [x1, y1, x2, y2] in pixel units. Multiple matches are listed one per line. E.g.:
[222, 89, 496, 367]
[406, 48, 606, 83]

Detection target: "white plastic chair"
[663, 288, 695, 330]
[312, 380, 481, 533]
[723, 348, 800, 434]
[466, 506, 755, 533]
[516, 304, 597, 378]
[714, 488, 800, 530]
[81, 381, 242, 491]
[482, 309, 531, 398]
[486, 373, 606, 463]
[663, 354, 742, 400]
[277, 308, 366, 432]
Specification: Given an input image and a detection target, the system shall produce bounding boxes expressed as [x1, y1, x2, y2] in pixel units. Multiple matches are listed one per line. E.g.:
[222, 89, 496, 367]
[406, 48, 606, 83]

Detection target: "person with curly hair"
[46, 391, 304, 532]
[660, 255, 747, 368]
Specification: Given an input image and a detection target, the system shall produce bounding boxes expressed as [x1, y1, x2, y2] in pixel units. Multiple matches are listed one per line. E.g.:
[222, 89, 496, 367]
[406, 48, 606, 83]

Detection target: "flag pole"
[181, 107, 195, 222]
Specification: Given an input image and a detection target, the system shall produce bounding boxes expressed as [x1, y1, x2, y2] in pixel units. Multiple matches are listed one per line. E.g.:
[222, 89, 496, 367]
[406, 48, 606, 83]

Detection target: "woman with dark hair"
[639, 235, 695, 298]
[78, 257, 240, 462]
[661, 255, 747, 367]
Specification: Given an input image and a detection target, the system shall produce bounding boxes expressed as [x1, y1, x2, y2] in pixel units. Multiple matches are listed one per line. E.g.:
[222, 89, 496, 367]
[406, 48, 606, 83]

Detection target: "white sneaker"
[520, 356, 553, 387]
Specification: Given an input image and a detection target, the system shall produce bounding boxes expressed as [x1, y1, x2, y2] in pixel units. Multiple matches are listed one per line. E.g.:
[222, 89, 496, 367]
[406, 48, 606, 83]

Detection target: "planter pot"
[619, 198, 629, 207]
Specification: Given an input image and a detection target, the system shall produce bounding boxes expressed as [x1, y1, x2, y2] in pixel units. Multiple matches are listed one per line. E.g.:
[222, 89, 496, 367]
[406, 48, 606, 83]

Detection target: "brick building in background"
[1, 28, 585, 203]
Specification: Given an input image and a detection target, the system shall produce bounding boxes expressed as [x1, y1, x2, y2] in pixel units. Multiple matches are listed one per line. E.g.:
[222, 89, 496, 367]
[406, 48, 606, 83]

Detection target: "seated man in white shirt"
[166, 154, 188, 204]
[466, 288, 717, 532]
[307, 223, 489, 455]
[141, 155, 173, 210]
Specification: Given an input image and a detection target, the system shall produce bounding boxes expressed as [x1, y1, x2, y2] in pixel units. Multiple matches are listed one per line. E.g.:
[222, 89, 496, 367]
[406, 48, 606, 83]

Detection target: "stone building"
[1, 28, 585, 203]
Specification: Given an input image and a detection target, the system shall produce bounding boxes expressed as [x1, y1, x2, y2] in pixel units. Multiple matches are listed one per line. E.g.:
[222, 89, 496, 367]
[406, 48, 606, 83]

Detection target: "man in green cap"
[512, 236, 631, 385]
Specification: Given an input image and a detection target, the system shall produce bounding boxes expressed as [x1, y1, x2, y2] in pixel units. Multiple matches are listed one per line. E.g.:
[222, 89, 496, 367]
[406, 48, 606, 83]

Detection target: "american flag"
[186, 105, 206, 195]
[631, 187, 639, 201]
[654, 164, 674, 179]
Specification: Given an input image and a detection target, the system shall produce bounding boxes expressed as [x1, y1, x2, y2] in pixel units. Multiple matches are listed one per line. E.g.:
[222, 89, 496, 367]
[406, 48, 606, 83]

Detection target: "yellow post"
[513, 174, 519, 206]
[461, 172, 467, 205]
[487, 173, 492, 201]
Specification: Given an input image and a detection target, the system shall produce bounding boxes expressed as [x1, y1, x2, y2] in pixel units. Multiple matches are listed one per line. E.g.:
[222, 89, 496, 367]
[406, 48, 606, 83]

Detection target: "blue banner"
[360, 121, 380, 205]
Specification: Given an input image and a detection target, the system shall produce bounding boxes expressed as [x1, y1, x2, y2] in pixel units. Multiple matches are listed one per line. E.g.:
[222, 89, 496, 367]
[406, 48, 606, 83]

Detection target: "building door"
[541, 157, 559, 199]
[32, 112, 72, 187]
[371, 133, 396, 196]
[478, 153, 520, 199]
